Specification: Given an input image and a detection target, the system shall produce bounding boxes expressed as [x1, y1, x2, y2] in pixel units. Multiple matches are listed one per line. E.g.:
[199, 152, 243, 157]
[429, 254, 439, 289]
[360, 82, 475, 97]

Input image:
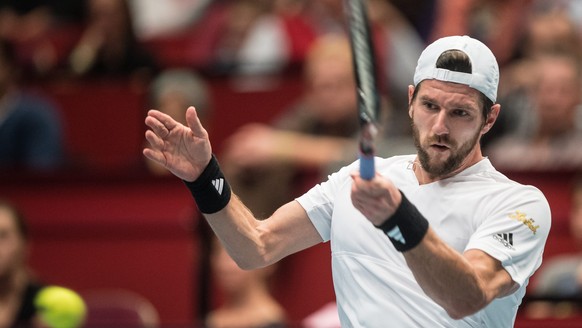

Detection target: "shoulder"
[482, 171, 551, 222]
[464, 159, 549, 201]
[454, 160, 551, 230]
[482, 177, 552, 239]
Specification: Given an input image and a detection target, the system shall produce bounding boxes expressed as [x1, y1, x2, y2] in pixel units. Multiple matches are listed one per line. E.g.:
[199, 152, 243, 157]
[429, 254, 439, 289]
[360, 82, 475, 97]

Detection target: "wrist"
[375, 191, 429, 252]
[183, 154, 232, 214]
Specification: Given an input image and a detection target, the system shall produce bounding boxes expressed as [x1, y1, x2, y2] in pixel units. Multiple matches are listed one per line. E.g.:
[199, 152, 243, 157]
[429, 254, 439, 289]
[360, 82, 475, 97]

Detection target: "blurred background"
[1, 0, 582, 326]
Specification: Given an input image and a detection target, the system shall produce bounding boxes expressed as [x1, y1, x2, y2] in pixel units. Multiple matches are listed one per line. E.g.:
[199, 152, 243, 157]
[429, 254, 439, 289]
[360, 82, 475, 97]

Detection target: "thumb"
[185, 106, 206, 136]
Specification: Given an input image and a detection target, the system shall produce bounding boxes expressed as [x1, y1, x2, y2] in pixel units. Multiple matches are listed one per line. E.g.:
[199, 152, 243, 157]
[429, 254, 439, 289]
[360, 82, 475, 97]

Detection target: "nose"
[432, 110, 449, 136]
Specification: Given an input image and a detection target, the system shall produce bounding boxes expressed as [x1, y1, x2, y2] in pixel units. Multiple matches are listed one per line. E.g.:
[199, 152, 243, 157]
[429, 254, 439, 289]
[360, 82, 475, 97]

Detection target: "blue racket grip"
[359, 154, 375, 180]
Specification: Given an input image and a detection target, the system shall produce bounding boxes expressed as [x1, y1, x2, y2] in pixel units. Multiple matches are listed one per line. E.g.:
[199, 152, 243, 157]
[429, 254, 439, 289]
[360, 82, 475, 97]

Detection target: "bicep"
[464, 249, 518, 299]
[259, 200, 324, 264]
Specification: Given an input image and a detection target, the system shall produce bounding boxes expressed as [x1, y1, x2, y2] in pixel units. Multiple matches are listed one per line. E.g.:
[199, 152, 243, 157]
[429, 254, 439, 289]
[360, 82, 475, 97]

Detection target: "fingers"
[350, 191, 388, 224]
[145, 112, 171, 140]
[143, 129, 167, 164]
[143, 112, 172, 168]
[146, 106, 206, 137]
[143, 147, 166, 166]
[350, 172, 386, 197]
[144, 129, 164, 150]
[147, 109, 179, 132]
[350, 171, 401, 225]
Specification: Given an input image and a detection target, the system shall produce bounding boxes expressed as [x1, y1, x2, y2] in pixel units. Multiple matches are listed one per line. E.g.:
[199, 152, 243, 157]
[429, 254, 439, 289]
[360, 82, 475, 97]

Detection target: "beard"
[411, 118, 482, 179]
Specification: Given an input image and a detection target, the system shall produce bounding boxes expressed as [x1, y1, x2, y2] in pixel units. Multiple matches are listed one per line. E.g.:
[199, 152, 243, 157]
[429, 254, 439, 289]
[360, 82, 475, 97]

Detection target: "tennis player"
[144, 35, 550, 327]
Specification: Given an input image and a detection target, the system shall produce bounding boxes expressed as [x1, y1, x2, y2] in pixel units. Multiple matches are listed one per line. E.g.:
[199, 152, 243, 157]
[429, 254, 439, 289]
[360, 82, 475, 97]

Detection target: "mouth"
[429, 143, 450, 152]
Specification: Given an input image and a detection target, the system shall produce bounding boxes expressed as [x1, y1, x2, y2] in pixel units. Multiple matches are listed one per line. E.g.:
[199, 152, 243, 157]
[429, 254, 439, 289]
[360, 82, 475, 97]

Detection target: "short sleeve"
[465, 186, 551, 286]
[296, 162, 357, 242]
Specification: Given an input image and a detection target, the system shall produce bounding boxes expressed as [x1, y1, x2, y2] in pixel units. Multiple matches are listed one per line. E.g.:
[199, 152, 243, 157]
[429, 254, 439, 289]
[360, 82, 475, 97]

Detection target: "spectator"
[0, 39, 64, 172]
[498, 4, 582, 98]
[525, 178, 582, 318]
[300, 0, 345, 36]
[220, 34, 414, 217]
[388, 0, 531, 66]
[205, 235, 286, 328]
[128, 0, 212, 41]
[210, 0, 291, 77]
[68, 0, 157, 81]
[386, 0, 437, 42]
[368, 0, 425, 137]
[483, 2, 582, 149]
[0, 0, 85, 78]
[0, 199, 43, 327]
[219, 34, 357, 217]
[429, 0, 532, 66]
[144, 68, 212, 176]
[486, 53, 582, 171]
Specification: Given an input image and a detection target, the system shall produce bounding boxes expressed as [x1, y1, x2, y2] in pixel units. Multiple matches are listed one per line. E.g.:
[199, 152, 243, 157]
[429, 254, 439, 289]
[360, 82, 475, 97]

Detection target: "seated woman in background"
[205, 235, 286, 328]
[525, 178, 582, 318]
[0, 199, 44, 327]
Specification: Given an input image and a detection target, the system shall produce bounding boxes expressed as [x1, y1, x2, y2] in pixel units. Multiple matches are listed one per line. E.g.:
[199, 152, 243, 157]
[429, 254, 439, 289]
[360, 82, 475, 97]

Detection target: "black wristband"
[183, 155, 232, 214]
[375, 191, 429, 252]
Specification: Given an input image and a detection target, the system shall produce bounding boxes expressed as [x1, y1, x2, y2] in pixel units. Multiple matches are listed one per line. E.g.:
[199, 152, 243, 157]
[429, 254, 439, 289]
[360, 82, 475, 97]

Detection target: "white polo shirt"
[297, 155, 550, 327]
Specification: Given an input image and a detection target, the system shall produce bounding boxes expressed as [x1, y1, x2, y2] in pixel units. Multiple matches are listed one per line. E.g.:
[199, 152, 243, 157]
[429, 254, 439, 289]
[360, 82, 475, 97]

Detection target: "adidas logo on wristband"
[387, 226, 406, 244]
[183, 155, 232, 214]
[375, 191, 429, 252]
[212, 178, 225, 195]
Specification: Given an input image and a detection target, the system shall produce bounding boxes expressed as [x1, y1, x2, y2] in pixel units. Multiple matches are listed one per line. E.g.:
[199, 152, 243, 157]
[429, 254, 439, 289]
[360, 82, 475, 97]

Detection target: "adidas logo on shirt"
[493, 233, 515, 250]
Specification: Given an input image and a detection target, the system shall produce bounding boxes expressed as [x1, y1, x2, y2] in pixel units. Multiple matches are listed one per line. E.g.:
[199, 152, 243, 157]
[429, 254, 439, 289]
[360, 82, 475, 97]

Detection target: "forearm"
[204, 196, 323, 270]
[184, 155, 271, 269]
[403, 229, 489, 319]
[185, 154, 322, 270]
[372, 192, 511, 318]
[203, 193, 271, 270]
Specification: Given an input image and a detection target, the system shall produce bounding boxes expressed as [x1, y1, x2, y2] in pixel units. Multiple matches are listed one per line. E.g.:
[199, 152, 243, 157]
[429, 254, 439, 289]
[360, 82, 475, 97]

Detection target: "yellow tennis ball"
[35, 286, 87, 328]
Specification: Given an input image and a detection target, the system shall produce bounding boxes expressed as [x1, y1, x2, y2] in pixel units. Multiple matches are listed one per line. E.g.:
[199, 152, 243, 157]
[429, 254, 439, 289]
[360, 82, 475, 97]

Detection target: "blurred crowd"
[0, 0, 581, 172]
[2, 0, 582, 325]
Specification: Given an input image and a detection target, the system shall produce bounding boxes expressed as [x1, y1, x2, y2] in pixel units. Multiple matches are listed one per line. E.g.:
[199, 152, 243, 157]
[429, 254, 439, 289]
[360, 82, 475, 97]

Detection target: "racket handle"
[359, 154, 375, 180]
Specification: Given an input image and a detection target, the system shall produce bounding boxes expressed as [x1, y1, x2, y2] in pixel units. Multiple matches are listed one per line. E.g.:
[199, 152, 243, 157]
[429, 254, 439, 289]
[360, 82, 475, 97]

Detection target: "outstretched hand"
[143, 106, 212, 182]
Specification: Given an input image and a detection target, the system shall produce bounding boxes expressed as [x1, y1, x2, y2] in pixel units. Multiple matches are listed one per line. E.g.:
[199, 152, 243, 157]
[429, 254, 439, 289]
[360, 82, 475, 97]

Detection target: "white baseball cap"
[413, 35, 499, 102]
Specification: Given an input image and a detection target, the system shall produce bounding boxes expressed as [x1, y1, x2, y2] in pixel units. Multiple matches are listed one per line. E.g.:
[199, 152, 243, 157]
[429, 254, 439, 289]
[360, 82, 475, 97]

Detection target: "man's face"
[409, 80, 493, 179]
[306, 57, 357, 125]
[0, 207, 26, 280]
[534, 57, 581, 135]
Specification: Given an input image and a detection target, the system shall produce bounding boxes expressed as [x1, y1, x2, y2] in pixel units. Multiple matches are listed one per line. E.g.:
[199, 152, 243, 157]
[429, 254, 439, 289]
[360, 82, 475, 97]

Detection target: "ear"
[481, 104, 501, 135]
[408, 85, 415, 118]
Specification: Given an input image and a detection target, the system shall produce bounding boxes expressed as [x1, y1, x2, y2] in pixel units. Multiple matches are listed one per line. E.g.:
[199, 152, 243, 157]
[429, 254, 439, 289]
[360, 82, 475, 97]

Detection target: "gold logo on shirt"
[508, 210, 539, 235]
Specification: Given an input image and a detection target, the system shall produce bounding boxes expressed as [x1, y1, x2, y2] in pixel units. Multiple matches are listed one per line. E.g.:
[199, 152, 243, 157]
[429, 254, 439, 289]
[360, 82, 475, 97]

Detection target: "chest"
[329, 179, 493, 256]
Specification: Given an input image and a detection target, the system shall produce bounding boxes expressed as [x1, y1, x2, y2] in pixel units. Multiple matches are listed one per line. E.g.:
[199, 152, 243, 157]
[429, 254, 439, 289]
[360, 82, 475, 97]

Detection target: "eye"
[452, 109, 470, 117]
[423, 101, 438, 110]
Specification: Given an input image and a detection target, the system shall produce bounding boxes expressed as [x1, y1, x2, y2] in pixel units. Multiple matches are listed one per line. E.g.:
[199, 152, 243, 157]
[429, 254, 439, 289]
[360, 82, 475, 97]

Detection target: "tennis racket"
[344, 0, 381, 180]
